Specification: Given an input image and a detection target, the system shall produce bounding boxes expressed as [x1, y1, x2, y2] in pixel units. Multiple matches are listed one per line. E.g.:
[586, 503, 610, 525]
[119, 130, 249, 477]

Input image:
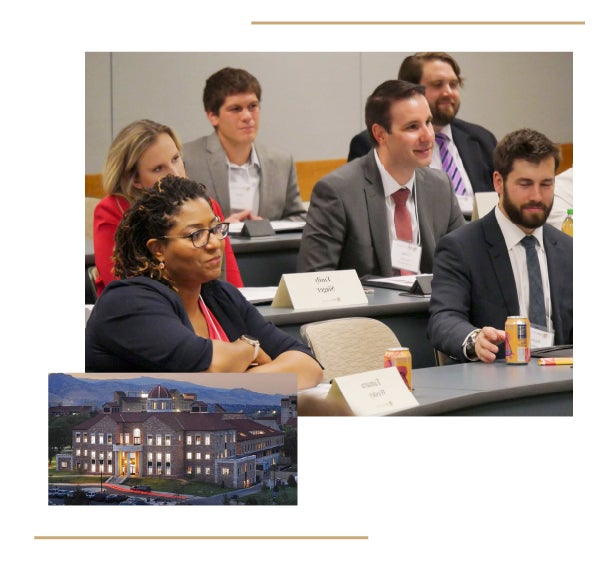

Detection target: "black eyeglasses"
[161, 222, 230, 248]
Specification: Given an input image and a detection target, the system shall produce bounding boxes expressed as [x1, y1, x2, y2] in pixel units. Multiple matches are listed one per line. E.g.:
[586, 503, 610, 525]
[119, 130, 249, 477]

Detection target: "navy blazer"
[347, 119, 497, 193]
[427, 208, 573, 361]
[86, 277, 313, 372]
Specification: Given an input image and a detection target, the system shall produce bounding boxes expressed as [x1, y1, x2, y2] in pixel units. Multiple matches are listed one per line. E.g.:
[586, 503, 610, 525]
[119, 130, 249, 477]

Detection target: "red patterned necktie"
[392, 188, 413, 275]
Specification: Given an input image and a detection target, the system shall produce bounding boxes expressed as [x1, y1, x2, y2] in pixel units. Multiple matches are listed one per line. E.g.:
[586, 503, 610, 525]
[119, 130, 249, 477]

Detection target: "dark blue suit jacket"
[347, 119, 497, 193]
[427, 209, 573, 361]
[86, 277, 313, 372]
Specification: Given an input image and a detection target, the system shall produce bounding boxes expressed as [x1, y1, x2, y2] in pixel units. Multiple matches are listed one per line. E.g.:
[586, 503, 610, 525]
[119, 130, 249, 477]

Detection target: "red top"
[198, 296, 229, 342]
[92, 194, 243, 296]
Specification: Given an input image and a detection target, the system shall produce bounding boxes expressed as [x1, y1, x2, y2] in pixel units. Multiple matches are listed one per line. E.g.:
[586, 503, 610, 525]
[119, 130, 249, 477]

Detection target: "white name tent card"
[271, 270, 368, 310]
[327, 367, 419, 416]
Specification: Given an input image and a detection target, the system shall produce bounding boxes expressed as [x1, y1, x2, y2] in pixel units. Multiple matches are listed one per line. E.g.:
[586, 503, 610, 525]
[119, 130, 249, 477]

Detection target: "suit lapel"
[253, 143, 269, 216]
[206, 134, 231, 213]
[362, 154, 392, 274]
[482, 210, 520, 316]
[451, 120, 480, 188]
[544, 228, 563, 334]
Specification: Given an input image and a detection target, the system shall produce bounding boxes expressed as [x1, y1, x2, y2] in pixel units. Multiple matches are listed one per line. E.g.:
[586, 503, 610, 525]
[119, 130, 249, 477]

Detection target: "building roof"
[148, 384, 172, 399]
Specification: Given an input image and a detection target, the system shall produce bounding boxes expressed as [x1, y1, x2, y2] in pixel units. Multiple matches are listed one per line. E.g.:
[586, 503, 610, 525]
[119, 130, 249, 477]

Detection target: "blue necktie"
[520, 236, 547, 328]
[435, 132, 467, 196]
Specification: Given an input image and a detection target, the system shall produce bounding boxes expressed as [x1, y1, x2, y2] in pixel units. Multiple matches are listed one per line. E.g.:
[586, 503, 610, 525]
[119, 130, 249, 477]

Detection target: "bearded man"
[427, 128, 573, 363]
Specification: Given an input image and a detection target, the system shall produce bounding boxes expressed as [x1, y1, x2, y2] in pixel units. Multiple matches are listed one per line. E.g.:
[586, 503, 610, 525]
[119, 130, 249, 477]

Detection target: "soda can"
[384, 347, 413, 389]
[505, 316, 530, 364]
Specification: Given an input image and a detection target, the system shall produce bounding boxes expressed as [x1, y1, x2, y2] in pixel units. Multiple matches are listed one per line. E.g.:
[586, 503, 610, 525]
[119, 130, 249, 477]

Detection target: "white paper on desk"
[366, 275, 417, 288]
[228, 220, 305, 235]
[269, 220, 306, 232]
[237, 286, 278, 304]
[228, 223, 244, 235]
[327, 367, 418, 416]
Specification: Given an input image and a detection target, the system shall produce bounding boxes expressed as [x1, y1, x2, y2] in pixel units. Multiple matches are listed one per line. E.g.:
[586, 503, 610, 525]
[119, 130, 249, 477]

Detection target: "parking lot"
[48, 486, 183, 506]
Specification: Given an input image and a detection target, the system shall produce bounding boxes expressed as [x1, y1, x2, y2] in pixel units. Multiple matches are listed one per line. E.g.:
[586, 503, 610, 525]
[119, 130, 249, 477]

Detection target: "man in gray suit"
[183, 67, 306, 223]
[297, 80, 466, 278]
[428, 129, 573, 363]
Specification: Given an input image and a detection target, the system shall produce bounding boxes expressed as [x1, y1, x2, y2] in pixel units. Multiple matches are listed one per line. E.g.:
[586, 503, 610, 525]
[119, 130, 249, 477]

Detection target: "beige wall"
[85, 52, 572, 173]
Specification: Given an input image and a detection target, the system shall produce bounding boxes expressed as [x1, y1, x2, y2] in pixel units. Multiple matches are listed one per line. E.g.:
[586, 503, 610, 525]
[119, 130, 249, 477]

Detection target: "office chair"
[85, 265, 99, 305]
[299, 317, 401, 381]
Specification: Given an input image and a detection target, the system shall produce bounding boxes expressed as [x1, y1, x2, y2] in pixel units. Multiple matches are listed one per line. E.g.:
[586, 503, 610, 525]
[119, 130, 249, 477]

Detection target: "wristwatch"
[463, 329, 481, 361]
[240, 335, 260, 362]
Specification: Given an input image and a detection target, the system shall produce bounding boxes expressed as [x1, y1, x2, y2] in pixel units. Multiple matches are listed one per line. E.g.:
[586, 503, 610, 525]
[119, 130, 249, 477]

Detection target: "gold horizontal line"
[252, 21, 585, 25]
[35, 535, 369, 540]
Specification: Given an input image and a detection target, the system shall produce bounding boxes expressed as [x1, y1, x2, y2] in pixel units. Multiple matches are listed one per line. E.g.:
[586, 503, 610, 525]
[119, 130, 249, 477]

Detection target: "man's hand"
[475, 326, 506, 363]
[226, 209, 264, 223]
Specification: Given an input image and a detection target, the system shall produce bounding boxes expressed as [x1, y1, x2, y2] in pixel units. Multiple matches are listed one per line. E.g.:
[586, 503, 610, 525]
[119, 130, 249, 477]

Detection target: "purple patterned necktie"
[435, 132, 467, 196]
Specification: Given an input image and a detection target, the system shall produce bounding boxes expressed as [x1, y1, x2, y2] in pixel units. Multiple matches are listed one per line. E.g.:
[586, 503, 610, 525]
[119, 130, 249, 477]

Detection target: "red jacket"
[92, 194, 243, 296]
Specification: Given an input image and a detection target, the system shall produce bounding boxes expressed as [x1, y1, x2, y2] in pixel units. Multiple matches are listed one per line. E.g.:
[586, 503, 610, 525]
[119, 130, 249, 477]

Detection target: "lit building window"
[186, 435, 192, 445]
[165, 434, 171, 446]
[156, 434, 162, 446]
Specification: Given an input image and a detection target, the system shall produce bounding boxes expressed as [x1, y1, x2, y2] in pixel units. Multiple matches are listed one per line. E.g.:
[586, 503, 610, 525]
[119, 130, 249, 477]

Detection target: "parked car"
[92, 491, 108, 502]
[130, 485, 152, 492]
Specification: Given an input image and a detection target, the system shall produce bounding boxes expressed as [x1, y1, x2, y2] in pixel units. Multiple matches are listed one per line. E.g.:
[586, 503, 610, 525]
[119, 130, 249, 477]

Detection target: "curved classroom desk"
[229, 232, 302, 286]
[298, 358, 573, 416]
[257, 287, 435, 369]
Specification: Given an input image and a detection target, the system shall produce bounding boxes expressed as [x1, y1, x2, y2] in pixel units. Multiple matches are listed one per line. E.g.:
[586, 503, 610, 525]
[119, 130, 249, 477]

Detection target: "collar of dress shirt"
[373, 150, 416, 198]
[225, 145, 261, 169]
[436, 123, 454, 142]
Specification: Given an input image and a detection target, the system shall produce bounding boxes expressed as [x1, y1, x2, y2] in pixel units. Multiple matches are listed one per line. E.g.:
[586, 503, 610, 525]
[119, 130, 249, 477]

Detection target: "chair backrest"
[85, 197, 101, 239]
[86, 174, 105, 198]
[86, 265, 99, 304]
[471, 191, 498, 221]
[299, 317, 401, 381]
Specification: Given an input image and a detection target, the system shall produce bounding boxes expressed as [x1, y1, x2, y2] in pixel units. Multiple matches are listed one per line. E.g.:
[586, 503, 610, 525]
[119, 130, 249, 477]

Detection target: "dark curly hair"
[112, 175, 213, 289]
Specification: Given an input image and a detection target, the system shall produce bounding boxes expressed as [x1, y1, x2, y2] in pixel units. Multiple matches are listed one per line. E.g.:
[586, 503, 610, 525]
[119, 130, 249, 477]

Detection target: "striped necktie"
[435, 132, 467, 196]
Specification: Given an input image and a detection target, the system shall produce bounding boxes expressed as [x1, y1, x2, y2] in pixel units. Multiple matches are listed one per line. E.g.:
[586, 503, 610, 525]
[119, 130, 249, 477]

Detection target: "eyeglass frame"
[159, 220, 230, 248]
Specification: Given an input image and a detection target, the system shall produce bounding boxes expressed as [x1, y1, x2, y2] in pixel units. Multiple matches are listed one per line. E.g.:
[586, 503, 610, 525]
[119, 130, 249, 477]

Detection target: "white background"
[4, 2, 611, 559]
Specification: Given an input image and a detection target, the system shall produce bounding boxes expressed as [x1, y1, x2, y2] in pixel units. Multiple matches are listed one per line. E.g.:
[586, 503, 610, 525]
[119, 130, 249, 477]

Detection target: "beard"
[430, 97, 459, 127]
[502, 185, 553, 229]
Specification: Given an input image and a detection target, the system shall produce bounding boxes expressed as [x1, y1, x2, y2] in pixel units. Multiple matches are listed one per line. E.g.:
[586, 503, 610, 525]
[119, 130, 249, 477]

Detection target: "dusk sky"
[72, 372, 298, 395]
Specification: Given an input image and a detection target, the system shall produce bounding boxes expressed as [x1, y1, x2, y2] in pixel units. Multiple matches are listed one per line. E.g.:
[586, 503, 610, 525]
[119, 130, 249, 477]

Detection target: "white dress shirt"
[495, 205, 553, 332]
[227, 147, 261, 215]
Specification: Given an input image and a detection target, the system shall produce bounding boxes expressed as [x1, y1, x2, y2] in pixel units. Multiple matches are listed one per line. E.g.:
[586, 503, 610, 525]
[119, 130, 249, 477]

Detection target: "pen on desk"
[538, 357, 573, 366]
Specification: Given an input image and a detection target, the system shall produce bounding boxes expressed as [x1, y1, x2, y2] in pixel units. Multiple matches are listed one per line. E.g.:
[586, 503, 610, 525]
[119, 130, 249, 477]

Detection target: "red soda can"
[384, 347, 413, 389]
[505, 316, 530, 364]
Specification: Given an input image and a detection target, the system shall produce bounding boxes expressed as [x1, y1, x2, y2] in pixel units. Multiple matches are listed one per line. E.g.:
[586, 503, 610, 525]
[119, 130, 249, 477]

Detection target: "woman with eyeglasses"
[86, 175, 323, 389]
[93, 119, 243, 297]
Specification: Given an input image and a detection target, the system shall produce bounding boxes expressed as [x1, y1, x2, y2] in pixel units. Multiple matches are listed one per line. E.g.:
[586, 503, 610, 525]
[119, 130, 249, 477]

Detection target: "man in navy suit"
[348, 53, 497, 216]
[427, 129, 573, 363]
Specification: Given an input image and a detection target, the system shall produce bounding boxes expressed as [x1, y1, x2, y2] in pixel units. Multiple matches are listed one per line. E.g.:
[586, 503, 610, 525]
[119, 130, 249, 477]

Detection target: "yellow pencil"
[538, 357, 573, 366]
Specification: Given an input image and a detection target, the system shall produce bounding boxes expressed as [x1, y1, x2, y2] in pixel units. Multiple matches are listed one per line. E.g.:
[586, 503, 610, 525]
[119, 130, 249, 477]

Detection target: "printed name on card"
[326, 367, 419, 416]
[271, 270, 368, 310]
